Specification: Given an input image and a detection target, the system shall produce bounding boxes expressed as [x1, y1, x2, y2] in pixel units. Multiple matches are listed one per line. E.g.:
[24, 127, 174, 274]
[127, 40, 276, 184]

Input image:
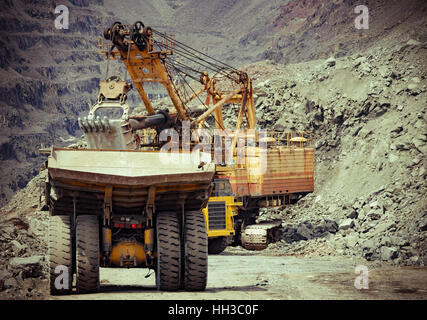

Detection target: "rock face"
[338, 219, 355, 231]
[0, 0, 110, 206]
[0, 210, 49, 299]
[248, 31, 426, 266]
[0, 169, 49, 299]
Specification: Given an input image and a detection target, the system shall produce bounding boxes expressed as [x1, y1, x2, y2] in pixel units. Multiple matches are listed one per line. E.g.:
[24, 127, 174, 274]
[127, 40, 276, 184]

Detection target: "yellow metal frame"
[203, 196, 242, 238]
[99, 30, 257, 135]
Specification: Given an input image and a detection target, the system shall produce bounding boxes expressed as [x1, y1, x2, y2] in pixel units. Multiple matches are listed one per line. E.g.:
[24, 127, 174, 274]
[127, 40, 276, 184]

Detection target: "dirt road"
[53, 248, 427, 300]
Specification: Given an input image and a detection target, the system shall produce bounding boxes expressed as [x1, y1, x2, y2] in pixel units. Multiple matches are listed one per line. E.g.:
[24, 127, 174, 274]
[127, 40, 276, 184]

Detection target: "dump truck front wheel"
[49, 215, 73, 295]
[156, 211, 181, 291]
[208, 236, 229, 254]
[76, 215, 100, 293]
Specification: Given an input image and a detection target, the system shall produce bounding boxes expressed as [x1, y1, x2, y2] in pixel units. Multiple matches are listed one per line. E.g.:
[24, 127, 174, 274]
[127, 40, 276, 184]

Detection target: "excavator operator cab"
[211, 179, 233, 197]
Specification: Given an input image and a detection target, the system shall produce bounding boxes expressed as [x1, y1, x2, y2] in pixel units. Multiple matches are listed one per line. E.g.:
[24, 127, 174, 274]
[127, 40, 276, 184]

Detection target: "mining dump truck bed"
[47, 148, 215, 215]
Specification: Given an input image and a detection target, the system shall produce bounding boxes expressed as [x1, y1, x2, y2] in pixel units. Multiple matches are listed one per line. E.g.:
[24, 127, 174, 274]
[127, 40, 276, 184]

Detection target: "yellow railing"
[267, 131, 313, 148]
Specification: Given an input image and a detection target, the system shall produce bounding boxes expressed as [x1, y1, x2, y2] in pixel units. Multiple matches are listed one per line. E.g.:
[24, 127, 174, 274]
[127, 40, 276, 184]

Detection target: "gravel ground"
[51, 247, 427, 300]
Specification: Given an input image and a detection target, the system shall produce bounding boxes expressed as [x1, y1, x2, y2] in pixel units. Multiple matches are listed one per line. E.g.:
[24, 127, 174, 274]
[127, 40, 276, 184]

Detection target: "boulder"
[282, 226, 299, 243]
[8, 256, 44, 278]
[345, 232, 358, 248]
[347, 210, 358, 219]
[296, 223, 313, 240]
[325, 57, 336, 67]
[353, 56, 367, 67]
[367, 209, 382, 220]
[380, 246, 398, 261]
[389, 235, 409, 247]
[3, 278, 18, 289]
[399, 246, 416, 259]
[410, 256, 420, 264]
[317, 219, 338, 235]
[374, 220, 396, 235]
[362, 239, 376, 250]
[9, 256, 44, 267]
[419, 216, 427, 231]
[283, 92, 291, 100]
[362, 239, 378, 260]
[378, 66, 390, 78]
[338, 218, 355, 230]
[359, 62, 371, 74]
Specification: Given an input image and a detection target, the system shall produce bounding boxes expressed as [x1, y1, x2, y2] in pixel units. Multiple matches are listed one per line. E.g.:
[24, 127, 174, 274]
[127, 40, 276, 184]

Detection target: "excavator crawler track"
[241, 221, 282, 251]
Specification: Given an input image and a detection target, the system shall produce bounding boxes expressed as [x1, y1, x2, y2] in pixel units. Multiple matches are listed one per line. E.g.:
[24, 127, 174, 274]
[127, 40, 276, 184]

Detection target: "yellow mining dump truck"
[203, 179, 241, 254]
[44, 88, 216, 293]
[43, 20, 314, 295]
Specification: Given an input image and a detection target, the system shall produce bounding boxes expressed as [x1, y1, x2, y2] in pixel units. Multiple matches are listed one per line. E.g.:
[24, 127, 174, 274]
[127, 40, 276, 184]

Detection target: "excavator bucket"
[78, 101, 139, 150]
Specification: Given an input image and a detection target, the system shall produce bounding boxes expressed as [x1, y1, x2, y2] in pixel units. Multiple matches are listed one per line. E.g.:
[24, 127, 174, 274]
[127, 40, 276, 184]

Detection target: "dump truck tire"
[183, 211, 208, 291]
[208, 236, 229, 254]
[76, 215, 100, 294]
[156, 211, 181, 291]
[49, 215, 73, 295]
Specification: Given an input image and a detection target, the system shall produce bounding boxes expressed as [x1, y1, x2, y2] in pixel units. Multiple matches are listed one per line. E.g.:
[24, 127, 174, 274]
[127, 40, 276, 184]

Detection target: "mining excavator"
[98, 22, 314, 253]
[43, 21, 314, 294]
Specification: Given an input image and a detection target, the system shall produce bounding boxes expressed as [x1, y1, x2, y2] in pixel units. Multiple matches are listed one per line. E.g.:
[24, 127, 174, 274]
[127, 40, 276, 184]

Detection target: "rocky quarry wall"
[248, 40, 426, 267]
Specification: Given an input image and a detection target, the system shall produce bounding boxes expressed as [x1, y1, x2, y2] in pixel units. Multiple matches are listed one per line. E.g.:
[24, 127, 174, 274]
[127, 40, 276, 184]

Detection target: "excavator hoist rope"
[162, 60, 190, 116]
[151, 29, 239, 74]
[161, 55, 234, 133]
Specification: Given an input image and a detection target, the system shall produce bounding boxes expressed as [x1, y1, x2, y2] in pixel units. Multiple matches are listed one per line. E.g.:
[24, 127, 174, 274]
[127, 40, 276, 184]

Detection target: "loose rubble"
[247, 40, 426, 266]
[0, 167, 49, 299]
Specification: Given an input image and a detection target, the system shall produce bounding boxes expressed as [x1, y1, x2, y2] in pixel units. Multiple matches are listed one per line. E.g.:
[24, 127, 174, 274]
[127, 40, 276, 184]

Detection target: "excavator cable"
[174, 66, 232, 133]
[103, 23, 115, 80]
[165, 61, 214, 127]
[164, 59, 232, 133]
[151, 29, 239, 73]
[151, 30, 239, 83]
[175, 71, 192, 105]
[163, 58, 202, 82]
[166, 49, 232, 79]
[161, 60, 190, 116]
[123, 23, 135, 82]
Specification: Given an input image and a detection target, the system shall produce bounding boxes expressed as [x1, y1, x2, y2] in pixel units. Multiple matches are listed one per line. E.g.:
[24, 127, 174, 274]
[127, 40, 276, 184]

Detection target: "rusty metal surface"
[78, 100, 140, 150]
[224, 147, 314, 198]
[48, 148, 215, 187]
[99, 79, 131, 100]
[83, 119, 137, 150]
[47, 148, 215, 216]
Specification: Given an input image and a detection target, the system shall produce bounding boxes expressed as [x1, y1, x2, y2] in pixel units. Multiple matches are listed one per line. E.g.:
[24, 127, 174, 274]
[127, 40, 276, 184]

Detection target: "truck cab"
[203, 179, 241, 254]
